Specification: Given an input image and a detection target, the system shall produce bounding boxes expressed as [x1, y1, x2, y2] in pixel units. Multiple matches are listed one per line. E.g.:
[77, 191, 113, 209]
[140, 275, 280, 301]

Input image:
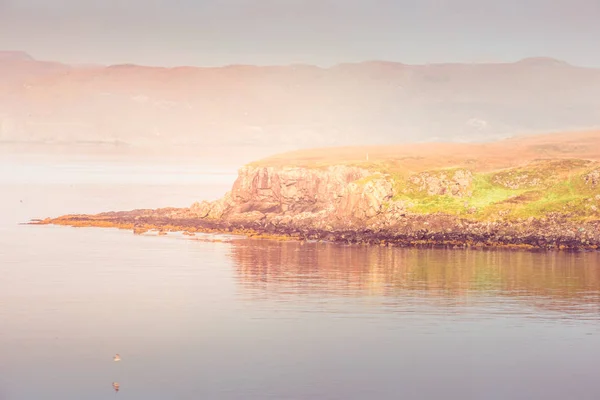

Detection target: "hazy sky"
[1, 0, 599, 67]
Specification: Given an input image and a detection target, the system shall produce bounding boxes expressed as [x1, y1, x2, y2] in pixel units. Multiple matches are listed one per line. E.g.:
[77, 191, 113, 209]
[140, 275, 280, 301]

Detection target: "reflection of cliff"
[229, 239, 600, 316]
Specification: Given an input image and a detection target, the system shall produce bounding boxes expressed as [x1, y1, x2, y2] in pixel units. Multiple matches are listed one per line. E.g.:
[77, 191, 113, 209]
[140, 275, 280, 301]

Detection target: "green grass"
[491, 159, 591, 189]
[391, 173, 525, 217]
[382, 161, 600, 220]
[468, 174, 523, 208]
[251, 153, 600, 221]
[407, 195, 465, 215]
[510, 175, 600, 220]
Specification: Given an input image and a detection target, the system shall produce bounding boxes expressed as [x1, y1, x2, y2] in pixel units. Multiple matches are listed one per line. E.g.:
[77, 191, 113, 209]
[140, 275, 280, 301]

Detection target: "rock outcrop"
[190, 165, 395, 227]
[408, 169, 473, 196]
[32, 156, 600, 251]
[230, 165, 370, 209]
[584, 169, 600, 186]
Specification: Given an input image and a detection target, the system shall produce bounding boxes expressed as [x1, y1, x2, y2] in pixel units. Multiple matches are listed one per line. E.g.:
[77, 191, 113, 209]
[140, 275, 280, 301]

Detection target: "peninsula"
[32, 130, 600, 250]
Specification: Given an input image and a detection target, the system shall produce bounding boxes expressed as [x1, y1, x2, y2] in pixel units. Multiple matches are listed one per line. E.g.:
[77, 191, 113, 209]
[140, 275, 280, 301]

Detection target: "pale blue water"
[1, 155, 599, 400]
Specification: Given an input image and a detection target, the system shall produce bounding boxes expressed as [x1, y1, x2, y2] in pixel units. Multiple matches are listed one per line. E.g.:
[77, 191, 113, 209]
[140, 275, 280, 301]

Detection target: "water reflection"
[8, 161, 599, 399]
[230, 240, 600, 319]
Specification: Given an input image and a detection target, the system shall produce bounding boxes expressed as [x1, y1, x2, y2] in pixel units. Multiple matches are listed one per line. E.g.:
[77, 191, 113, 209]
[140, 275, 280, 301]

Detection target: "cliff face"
[230, 165, 370, 212]
[192, 157, 600, 225]
[163, 155, 600, 249]
[34, 132, 600, 249]
[191, 165, 395, 225]
[39, 161, 600, 249]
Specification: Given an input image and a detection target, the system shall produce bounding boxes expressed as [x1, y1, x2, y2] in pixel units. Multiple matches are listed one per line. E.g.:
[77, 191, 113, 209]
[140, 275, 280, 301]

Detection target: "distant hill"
[0, 51, 35, 61]
[1, 54, 599, 148]
[0, 52, 70, 87]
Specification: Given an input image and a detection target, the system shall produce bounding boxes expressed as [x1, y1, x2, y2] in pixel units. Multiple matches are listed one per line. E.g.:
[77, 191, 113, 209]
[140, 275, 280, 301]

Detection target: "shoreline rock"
[30, 208, 600, 251]
[30, 157, 600, 251]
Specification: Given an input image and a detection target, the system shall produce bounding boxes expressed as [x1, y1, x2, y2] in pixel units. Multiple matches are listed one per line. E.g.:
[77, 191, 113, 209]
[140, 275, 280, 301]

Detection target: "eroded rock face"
[228, 165, 374, 216]
[409, 169, 473, 197]
[191, 191, 236, 219]
[336, 176, 394, 220]
[209, 192, 235, 219]
[194, 165, 399, 224]
[231, 165, 370, 206]
[190, 201, 211, 218]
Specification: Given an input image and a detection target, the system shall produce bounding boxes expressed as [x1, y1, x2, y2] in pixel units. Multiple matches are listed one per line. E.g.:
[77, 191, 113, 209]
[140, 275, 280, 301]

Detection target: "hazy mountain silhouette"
[1, 53, 599, 148]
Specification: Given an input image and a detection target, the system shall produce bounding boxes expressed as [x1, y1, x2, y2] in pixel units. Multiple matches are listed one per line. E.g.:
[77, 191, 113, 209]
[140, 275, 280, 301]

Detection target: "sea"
[1, 151, 599, 400]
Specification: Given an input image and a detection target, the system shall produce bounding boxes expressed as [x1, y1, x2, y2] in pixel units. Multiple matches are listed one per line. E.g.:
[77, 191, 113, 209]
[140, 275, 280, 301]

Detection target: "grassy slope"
[250, 130, 600, 221]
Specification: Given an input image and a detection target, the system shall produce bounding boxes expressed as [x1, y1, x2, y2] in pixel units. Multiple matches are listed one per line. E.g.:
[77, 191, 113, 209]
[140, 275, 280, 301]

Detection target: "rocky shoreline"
[30, 136, 600, 251]
[32, 211, 600, 250]
[31, 161, 600, 250]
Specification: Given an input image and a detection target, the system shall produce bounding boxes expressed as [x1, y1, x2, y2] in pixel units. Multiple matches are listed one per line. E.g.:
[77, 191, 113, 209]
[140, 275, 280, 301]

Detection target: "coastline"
[30, 211, 600, 251]
[29, 131, 600, 251]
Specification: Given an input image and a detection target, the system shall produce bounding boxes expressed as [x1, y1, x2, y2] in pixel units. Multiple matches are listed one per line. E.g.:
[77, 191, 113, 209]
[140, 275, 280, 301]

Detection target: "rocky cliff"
[32, 131, 600, 250]
[189, 165, 393, 224]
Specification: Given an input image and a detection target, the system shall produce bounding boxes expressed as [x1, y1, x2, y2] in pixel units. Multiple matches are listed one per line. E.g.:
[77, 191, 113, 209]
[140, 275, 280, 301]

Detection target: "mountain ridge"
[2, 52, 599, 150]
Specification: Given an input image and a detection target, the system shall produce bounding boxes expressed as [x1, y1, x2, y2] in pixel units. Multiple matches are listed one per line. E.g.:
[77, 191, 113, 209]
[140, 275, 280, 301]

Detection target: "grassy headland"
[32, 130, 600, 250]
[250, 130, 600, 222]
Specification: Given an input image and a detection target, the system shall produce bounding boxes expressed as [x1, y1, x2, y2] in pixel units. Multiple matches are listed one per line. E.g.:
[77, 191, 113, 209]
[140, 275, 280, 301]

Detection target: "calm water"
[1, 156, 600, 400]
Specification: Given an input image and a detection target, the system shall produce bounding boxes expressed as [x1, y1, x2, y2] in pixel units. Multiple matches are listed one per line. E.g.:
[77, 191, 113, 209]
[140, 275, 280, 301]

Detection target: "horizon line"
[1, 50, 587, 70]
